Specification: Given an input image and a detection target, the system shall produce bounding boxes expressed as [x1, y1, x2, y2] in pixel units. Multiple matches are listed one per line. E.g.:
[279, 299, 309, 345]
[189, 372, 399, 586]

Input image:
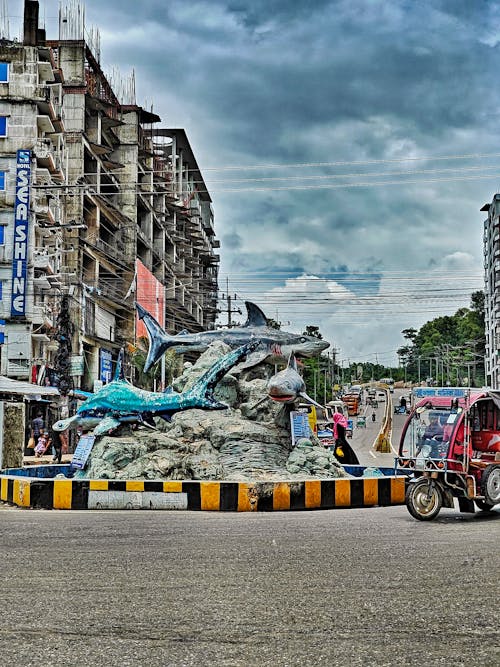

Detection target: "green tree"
[266, 318, 281, 330]
[131, 339, 179, 390]
[302, 325, 323, 339]
[398, 291, 486, 386]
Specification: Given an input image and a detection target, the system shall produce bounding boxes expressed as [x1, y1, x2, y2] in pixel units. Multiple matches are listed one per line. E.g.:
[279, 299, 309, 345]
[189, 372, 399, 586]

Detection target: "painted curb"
[0, 471, 407, 511]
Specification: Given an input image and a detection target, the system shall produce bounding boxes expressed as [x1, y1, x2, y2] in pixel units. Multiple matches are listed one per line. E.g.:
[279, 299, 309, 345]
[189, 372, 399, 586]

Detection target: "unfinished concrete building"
[0, 0, 220, 392]
[0, 0, 65, 382]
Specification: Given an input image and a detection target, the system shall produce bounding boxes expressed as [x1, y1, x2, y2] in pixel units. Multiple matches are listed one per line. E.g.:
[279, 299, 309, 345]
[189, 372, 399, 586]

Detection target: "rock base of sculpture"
[79, 342, 347, 482]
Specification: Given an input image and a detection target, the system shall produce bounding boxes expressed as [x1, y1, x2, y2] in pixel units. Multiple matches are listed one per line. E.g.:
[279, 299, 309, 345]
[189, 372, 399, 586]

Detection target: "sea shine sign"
[10, 149, 31, 317]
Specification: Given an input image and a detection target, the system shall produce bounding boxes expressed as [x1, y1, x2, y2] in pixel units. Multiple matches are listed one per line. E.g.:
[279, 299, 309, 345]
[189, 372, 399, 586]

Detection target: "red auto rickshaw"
[397, 389, 500, 520]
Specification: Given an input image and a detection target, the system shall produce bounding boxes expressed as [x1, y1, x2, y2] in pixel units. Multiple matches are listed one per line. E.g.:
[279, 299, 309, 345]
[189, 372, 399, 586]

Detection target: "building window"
[0, 116, 7, 137]
[0, 62, 8, 82]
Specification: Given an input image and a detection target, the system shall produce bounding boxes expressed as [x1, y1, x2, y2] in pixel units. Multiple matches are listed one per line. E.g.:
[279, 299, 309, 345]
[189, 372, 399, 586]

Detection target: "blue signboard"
[413, 387, 467, 398]
[290, 411, 312, 446]
[71, 435, 96, 470]
[100, 348, 113, 383]
[0, 319, 4, 345]
[10, 149, 31, 317]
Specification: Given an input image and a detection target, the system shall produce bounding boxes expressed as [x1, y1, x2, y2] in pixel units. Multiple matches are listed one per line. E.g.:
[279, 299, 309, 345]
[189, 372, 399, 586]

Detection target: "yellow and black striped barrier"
[0, 473, 406, 511]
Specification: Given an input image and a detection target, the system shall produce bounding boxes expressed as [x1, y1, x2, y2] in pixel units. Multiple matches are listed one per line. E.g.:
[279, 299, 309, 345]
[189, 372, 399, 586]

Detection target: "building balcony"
[36, 83, 63, 126]
[33, 253, 55, 274]
[33, 202, 57, 226]
[34, 276, 52, 291]
[33, 139, 64, 178]
[37, 60, 56, 83]
[32, 305, 46, 326]
[36, 114, 55, 134]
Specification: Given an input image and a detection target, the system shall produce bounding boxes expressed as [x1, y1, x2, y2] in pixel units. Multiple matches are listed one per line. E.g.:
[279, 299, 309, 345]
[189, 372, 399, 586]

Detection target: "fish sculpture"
[137, 300, 330, 373]
[266, 352, 324, 407]
[52, 340, 259, 436]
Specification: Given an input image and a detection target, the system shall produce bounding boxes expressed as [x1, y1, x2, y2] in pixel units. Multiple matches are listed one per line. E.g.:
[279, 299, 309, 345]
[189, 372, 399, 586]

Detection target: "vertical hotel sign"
[10, 149, 31, 317]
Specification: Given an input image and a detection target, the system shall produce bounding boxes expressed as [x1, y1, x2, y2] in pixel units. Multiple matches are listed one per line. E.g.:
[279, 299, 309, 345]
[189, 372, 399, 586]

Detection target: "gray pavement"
[0, 505, 498, 666]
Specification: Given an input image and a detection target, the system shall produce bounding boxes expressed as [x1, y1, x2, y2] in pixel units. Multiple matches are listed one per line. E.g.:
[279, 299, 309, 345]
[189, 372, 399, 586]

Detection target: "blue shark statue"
[52, 340, 259, 436]
[137, 301, 330, 373]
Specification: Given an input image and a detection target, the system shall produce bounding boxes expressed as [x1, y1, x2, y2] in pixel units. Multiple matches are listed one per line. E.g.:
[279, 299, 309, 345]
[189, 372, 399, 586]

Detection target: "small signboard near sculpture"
[71, 435, 96, 470]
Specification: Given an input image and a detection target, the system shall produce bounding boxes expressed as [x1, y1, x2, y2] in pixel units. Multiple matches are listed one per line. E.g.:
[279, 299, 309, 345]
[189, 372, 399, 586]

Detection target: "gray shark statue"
[266, 352, 324, 408]
[52, 340, 259, 436]
[137, 301, 329, 373]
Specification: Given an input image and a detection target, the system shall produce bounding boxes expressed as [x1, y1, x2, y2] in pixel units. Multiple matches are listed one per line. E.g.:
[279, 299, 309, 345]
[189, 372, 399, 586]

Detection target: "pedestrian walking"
[48, 426, 64, 463]
[331, 412, 360, 465]
[371, 411, 376, 422]
[31, 411, 44, 439]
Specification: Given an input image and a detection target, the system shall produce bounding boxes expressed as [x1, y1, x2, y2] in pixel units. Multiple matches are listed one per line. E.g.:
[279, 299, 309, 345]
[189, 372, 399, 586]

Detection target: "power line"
[26, 169, 500, 195]
[198, 151, 500, 172]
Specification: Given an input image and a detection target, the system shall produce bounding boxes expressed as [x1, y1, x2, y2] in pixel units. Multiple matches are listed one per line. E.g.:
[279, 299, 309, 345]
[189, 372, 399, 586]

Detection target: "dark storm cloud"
[38, 0, 493, 359]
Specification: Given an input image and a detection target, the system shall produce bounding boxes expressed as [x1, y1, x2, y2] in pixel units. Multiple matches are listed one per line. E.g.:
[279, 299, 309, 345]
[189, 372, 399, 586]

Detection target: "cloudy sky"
[20, 1, 500, 365]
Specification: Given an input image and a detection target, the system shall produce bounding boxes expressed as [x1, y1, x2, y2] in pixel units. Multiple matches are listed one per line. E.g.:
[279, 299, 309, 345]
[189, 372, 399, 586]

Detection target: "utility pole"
[218, 278, 241, 328]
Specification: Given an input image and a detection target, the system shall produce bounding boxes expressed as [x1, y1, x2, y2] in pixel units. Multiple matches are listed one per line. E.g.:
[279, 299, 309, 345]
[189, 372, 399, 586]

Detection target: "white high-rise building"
[481, 194, 500, 388]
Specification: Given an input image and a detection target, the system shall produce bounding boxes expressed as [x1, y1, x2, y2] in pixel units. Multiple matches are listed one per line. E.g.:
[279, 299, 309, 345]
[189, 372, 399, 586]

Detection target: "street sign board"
[71, 434, 96, 470]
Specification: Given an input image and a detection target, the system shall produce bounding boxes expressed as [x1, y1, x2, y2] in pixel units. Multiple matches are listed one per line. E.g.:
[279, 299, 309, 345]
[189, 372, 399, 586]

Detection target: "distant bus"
[342, 394, 360, 416]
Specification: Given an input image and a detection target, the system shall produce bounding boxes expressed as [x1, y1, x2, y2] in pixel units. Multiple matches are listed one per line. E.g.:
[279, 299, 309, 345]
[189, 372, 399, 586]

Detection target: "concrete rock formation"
[81, 342, 347, 481]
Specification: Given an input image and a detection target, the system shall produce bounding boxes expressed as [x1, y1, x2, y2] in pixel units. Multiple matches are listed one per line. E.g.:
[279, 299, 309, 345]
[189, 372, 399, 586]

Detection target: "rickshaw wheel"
[474, 499, 495, 512]
[406, 478, 443, 521]
[481, 465, 500, 506]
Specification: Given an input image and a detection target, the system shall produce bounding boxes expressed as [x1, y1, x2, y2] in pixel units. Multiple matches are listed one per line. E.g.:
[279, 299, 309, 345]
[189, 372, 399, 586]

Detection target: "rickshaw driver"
[416, 412, 446, 458]
[424, 413, 444, 440]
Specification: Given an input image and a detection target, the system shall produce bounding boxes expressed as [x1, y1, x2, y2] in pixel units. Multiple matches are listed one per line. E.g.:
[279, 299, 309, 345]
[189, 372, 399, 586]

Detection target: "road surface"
[349, 387, 409, 467]
[0, 502, 498, 666]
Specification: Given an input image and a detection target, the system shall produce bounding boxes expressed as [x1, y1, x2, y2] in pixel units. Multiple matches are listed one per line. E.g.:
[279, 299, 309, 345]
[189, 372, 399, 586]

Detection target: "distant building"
[0, 0, 219, 393]
[481, 194, 500, 388]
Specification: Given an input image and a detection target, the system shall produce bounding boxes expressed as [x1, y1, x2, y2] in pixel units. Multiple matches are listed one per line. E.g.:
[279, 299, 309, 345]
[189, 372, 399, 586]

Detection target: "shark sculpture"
[137, 301, 330, 373]
[266, 352, 324, 407]
[52, 340, 259, 436]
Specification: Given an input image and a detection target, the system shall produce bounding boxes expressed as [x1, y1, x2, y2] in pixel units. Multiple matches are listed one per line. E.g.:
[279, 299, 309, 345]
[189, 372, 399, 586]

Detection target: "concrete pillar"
[23, 0, 39, 47]
[0, 401, 25, 468]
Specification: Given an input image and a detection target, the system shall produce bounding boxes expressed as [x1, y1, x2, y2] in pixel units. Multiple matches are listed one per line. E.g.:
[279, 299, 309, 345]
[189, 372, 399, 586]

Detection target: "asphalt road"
[0, 503, 498, 666]
[349, 387, 408, 468]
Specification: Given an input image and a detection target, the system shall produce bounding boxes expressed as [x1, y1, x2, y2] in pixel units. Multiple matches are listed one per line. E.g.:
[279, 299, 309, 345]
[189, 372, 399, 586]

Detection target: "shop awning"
[0, 376, 59, 398]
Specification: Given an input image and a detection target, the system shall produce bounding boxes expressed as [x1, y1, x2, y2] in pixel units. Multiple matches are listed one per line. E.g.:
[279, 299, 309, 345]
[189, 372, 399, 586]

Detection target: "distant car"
[379, 377, 395, 393]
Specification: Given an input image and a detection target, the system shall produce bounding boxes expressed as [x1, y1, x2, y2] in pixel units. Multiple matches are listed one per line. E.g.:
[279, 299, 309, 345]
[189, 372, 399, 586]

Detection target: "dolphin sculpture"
[137, 301, 330, 373]
[52, 340, 259, 436]
[266, 352, 324, 408]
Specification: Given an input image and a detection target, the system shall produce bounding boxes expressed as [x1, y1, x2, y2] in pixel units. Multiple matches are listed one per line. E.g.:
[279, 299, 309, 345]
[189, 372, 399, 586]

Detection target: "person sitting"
[419, 413, 446, 458]
[424, 413, 443, 440]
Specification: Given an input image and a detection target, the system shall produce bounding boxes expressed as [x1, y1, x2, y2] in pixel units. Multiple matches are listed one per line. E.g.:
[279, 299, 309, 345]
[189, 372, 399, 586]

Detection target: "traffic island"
[0, 465, 406, 511]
